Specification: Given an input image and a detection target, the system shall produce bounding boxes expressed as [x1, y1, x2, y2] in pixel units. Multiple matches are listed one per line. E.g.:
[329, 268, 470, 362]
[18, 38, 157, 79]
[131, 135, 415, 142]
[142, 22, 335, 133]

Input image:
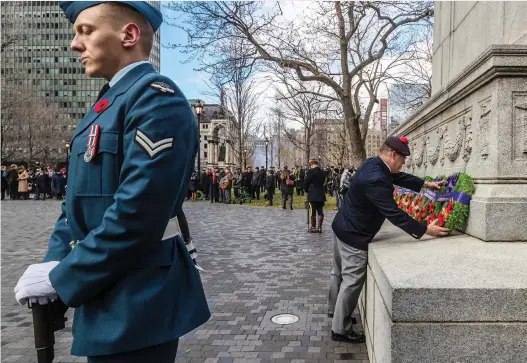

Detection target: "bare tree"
[388, 20, 434, 121]
[204, 40, 262, 169]
[2, 85, 69, 165]
[167, 1, 433, 166]
[273, 81, 329, 165]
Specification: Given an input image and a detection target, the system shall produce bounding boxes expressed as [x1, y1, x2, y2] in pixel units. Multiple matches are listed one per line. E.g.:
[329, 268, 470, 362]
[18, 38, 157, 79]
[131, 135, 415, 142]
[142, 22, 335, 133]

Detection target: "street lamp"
[193, 100, 204, 178]
[65, 143, 70, 163]
[265, 138, 269, 170]
[243, 147, 247, 169]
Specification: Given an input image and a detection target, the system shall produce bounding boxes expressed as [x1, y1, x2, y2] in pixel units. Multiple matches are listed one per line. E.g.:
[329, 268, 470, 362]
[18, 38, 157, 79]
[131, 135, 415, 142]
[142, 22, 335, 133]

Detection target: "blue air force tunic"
[42, 63, 211, 356]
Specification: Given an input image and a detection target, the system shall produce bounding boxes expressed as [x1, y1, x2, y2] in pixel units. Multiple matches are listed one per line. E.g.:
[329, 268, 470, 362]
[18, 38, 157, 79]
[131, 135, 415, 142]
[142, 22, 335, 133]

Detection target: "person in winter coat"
[280, 170, 295, 210]
[304, 159, 327, 233]
[36, 169, 51, 200]
[188, 171, 199, 201]
[210, 168, 219, 203]
[252, 167, 261, 200]
[7, 165, 19, 200]
[17, 166, 29, 200]
[201, 169, 211, 200]
[52, 170, 66, 200]
[265, 170, 276, 206]
[259, 166, 266, 192]
[232, 169, 242, 200]
[1, 166, 8, 200]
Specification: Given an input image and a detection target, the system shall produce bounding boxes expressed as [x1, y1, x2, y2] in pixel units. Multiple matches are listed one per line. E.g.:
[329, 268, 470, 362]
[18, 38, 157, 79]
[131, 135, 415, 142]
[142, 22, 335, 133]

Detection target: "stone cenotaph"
[359, 2, 527, 362]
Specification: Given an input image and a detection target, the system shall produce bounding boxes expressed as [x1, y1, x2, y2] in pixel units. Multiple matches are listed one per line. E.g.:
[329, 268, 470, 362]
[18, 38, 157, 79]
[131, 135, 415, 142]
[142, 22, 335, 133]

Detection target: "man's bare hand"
[424, 181, 443, 190]
[425, 219, 450, 237]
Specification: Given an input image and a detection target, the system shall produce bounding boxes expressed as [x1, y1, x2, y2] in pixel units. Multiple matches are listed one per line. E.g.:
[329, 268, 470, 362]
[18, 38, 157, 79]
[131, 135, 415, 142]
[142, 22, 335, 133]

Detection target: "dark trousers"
[210, 184, 219, 202]
[281, 193, 293, 209]
[1, 188, 5, 200]
[260, 184, 265, 192]
[9, 184, 18, 199]
[266, 188, 274, 205]
[253, 185, 260, 200]
[296, 186, 304, 196]
[203, 185, 210, 199]
[55, 192, 63, 200]
[88, 339, 179, 363]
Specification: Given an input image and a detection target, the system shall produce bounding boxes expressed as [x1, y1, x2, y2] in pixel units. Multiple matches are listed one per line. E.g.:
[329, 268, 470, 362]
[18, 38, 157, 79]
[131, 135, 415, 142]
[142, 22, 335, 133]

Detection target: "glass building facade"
[0, 1, 161, 163]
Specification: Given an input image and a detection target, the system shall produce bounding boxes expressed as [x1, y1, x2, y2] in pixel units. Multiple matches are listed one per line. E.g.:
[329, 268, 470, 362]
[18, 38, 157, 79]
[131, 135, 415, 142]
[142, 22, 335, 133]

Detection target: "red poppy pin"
[94, 100, 109, 113]
[400, 136, 409, 144]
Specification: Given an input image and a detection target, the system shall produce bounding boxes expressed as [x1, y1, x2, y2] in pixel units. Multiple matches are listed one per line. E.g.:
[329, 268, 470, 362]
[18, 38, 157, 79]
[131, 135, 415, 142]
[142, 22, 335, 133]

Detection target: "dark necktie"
[96, 83, 110, 102]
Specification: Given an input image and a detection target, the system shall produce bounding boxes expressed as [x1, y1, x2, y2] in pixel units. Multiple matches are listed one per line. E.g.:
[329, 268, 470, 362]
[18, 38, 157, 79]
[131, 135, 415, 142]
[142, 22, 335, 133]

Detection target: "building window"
[204, 143, 207, 149]
[204, 152, 207, 158]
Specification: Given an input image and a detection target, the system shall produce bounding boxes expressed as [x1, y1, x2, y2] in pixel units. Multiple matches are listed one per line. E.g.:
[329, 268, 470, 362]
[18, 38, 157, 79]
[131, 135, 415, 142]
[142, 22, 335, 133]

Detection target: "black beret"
[384, 136, 410, 156]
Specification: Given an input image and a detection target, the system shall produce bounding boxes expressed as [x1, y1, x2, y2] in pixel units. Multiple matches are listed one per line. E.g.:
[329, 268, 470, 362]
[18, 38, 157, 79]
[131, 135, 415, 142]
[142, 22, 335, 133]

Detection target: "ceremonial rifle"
[30, 299, 68, 363]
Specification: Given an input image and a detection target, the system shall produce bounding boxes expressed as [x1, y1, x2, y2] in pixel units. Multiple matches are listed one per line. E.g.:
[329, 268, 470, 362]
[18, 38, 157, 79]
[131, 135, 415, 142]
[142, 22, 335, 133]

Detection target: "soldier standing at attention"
[14, 2, 210, 362]
[328, 136, 449, 344]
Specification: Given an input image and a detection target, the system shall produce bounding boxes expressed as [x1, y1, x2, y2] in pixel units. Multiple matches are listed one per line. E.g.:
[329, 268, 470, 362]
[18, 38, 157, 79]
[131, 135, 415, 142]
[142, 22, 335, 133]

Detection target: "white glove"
[14, 261, 60, 306]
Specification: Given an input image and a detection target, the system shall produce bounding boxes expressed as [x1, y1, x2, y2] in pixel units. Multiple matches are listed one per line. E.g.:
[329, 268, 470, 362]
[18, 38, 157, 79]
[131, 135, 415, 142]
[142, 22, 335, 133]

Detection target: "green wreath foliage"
[394, 172, 474, 231]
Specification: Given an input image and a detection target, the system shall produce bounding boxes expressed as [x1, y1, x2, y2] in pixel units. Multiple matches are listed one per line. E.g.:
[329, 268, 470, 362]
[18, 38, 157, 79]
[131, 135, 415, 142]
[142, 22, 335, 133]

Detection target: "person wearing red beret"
[328, 136, 450, 344]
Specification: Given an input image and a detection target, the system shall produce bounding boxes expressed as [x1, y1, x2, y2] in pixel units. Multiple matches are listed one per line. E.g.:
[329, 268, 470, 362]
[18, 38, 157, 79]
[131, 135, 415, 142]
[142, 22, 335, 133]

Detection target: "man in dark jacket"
[304, 160, 326, 232]
[36, 168, 51, 200]
[1, 166, 7, 200]
[201, 169, 211, 200]
[328, 136, 449, 344]
[259, 166, 266, 192]
[252, 167, 261, 200]
[296, 166, 305, 196]
[265, 170, 275, 206]
[242, 167, 253, 199]
[6, 165, 19, 200]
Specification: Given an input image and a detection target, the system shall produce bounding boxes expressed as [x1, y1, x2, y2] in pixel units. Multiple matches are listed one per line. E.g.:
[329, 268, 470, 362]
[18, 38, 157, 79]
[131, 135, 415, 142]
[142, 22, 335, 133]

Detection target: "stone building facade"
[0, 1, 161, 164]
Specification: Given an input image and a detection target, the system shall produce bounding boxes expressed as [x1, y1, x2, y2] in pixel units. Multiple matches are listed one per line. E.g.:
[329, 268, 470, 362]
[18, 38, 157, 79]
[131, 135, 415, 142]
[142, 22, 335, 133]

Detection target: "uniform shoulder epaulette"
[149, 81, 175, 94]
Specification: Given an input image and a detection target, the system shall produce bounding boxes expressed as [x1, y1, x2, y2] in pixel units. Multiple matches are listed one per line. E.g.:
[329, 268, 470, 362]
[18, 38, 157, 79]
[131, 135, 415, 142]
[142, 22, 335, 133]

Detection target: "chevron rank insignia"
[149, 81, 175, 94]
[134, 129, 173, 158]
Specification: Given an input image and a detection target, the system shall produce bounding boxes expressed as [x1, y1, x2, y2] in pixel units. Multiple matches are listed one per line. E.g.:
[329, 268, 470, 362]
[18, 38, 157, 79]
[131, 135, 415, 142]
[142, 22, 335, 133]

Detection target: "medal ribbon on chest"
[84, 124, 100, 162]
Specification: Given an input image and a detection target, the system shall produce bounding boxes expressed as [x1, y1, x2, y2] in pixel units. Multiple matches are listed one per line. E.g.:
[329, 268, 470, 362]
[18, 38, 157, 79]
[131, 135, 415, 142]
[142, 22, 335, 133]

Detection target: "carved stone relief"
[414, 138, 426, 168]
[513, 93, 527, 159]
[462, 114, 473, 162]
[409, 108, 473, 171]
[426, 128, 443, 166]
[442, 117, 465, 164]
[478, 98, 491, 160]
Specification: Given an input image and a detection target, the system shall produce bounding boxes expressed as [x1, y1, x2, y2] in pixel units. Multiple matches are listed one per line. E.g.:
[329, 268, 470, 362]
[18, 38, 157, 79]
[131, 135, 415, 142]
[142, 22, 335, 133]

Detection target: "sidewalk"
[1, 200, 368, 362]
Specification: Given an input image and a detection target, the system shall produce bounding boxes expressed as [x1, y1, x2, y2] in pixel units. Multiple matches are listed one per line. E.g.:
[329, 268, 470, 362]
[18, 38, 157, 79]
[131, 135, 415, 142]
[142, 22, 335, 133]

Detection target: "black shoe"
[327, 314, 357, 325]
[331, 330, 365, 344]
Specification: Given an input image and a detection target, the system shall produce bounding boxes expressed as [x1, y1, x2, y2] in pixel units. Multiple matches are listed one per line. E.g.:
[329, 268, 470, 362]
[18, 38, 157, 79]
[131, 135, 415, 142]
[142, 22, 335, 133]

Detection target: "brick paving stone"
[1, 200, 368, 362]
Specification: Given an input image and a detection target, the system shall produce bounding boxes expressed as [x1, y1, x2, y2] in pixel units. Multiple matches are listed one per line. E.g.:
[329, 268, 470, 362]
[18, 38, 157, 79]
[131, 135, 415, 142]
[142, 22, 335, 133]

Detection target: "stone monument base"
[358, 224, 527, 363]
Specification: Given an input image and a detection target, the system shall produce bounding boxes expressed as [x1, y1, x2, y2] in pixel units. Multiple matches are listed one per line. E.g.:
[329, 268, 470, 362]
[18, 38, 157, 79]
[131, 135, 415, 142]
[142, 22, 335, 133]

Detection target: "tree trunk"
[304, 128, 311, 165]
[342, 99, 366, 167]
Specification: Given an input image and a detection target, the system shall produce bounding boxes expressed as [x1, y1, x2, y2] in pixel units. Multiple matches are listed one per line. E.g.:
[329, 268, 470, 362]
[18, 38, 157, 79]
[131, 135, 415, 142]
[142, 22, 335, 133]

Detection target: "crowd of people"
[1, 164, 67, 201]
[187, 162, 357, 233]
[189, 164, 356, 207]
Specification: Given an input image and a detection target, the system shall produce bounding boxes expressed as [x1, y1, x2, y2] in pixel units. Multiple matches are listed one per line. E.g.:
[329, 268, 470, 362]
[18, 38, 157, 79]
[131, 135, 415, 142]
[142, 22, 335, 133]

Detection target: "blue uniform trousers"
[87, 340, 179, 363]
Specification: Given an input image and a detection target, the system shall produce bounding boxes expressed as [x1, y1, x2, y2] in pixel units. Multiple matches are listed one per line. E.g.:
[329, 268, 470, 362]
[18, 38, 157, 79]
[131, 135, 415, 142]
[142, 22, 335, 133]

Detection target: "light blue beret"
[59, 1, 162, 32]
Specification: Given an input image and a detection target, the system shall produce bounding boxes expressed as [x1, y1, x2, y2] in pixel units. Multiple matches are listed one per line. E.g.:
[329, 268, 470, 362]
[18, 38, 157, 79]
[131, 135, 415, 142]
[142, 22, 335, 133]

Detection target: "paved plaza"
[1, 200, 368, 363]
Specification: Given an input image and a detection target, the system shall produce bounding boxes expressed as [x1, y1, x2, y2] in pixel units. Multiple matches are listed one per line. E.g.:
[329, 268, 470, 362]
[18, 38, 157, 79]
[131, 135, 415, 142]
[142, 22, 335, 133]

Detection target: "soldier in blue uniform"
[14, 2, 210, 362]
[328, 136, 450, 344]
